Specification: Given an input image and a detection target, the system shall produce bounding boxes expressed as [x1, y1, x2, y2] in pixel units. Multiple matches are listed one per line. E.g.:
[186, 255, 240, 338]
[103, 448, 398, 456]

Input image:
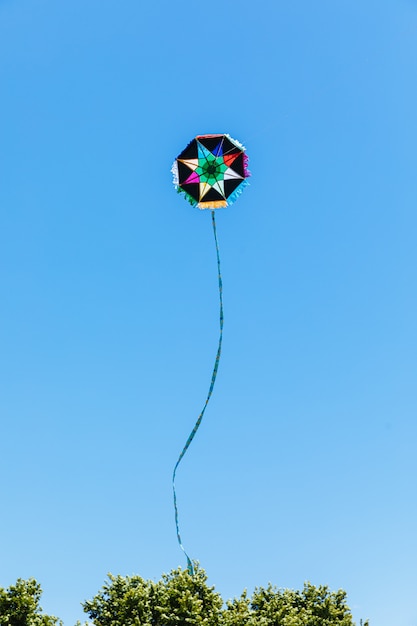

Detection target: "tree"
[82, 564, 223, 626]
[157, 565, 223, 626]
[82, 572, 160, 626]
[83, 566, 356, 626]
[1, 567, 359, 625]
[247, 581, 354, 626]
[0, 578, 62, 626]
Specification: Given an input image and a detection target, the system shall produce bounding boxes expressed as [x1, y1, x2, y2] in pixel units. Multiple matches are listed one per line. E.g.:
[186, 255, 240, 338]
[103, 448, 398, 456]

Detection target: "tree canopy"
[1, 566, 367, 626]
[0, 578, 61, 626]
[82, 564, 359, 626]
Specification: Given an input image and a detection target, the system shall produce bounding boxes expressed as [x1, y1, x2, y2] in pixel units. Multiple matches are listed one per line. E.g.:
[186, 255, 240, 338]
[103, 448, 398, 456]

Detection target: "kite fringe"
[171, 161, 179, 186]
[227, 179, 250, 205]
[225, 133, 246, 151]
[176, 187, 198, 207]
[243, 154, 251, 178]
[198, 200, 227, 210]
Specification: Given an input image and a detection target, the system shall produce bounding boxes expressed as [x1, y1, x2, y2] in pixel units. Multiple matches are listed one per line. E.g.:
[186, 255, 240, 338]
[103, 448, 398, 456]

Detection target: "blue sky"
[1, 1, 416, 624]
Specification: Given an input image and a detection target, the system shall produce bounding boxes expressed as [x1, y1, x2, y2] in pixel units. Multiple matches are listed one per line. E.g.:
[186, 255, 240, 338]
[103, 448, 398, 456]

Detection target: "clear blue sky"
[1, 1, 416, 625]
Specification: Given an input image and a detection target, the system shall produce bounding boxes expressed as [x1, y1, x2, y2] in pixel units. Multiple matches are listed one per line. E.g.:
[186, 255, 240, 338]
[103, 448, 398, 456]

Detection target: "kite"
[172, 133, 250, 209]
[171, 134, 250, 573]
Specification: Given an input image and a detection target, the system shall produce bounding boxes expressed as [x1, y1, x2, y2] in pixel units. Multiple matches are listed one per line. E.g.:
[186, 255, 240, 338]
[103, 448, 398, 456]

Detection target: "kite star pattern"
[172, 134, 250, 209]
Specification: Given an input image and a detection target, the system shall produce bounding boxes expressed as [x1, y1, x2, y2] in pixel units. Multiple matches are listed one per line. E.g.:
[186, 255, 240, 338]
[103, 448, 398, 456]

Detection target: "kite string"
[172, 210, 224, 574]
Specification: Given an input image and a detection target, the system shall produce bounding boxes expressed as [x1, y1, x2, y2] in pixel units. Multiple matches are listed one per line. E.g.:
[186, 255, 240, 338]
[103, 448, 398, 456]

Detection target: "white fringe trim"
[171, 161, 179, 186]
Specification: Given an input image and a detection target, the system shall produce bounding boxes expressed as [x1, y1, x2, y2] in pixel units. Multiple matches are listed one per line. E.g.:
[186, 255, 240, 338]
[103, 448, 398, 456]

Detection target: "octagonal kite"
[172, 133, 250, 209]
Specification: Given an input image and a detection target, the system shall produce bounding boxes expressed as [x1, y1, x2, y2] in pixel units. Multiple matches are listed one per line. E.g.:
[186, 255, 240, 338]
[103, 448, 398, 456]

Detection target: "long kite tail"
[172, 210, 224, 574]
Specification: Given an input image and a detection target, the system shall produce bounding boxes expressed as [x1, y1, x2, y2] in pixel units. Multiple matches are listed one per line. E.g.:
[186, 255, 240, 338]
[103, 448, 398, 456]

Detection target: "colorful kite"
[172, 133, 250, 209]
[171, 134, 250, 572]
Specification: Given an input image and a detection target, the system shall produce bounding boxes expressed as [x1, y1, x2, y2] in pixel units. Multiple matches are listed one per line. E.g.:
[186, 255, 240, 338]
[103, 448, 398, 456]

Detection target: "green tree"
[82, 573, 160, 626]
[0, 570, 360, 626]
[0, 578, 62, 626]
[83, 566, 356, 626]
[82, 564, 223, 626]
[248, 582, 354, 626]
[157, 565, 222, 626]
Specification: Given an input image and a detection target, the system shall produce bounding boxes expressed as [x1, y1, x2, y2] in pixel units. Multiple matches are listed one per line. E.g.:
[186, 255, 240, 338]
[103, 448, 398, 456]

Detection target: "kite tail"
[172, 210, 224, 575]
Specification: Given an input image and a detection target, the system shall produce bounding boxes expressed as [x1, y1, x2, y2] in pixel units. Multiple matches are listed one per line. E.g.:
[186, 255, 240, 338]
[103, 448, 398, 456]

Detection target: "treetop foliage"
[0, 578, 62, 626]
[82, 564, 356, 626]
[1, 565, 366, 626]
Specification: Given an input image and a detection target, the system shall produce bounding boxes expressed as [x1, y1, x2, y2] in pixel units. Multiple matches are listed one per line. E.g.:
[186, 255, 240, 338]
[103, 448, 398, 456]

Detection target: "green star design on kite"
[195, 147, 228, 199]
